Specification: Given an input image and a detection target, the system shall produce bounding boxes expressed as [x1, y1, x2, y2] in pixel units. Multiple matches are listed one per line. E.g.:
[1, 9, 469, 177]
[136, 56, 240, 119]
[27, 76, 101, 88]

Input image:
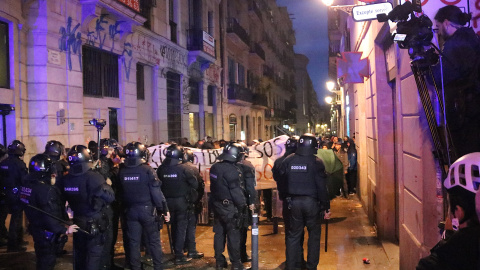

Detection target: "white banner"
[148, 135, 290, 185]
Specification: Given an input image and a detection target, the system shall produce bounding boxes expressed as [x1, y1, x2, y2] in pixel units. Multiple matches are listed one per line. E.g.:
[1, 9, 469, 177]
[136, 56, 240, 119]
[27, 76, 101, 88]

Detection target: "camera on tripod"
[89, 118, 106, 131]
[378, 1, 438, 67]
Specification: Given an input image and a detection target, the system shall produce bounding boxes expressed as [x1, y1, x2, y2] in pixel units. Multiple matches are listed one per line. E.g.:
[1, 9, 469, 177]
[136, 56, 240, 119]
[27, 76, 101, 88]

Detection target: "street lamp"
[325, 96, 333, 104]
[326, 81, 336, 92]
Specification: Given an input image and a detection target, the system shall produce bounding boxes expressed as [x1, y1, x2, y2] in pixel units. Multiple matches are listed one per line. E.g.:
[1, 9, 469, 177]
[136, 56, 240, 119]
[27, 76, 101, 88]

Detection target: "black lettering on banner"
[151, 148, 160, 167]
[264, 142, 273, 157]
[273, 138, 284, 156]
[254, 144, 264, 158]
[201, 150, 206, 165]
[207, 149, 218, 165]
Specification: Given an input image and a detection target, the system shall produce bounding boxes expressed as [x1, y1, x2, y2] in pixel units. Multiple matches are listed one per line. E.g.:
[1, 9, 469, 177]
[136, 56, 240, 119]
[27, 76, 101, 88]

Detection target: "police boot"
[174, 256, 192, 265]
[216, 261, 228, 270]
[187, 251, 204, 259]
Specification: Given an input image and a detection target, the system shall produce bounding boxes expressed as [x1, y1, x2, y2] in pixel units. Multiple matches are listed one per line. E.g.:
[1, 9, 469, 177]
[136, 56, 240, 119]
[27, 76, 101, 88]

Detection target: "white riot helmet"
[444, 152, 480, 193]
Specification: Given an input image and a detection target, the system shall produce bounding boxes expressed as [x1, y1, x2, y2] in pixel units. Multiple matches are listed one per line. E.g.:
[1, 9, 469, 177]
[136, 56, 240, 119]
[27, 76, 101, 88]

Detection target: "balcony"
[227, 84, 253, 105]
[252, 93, 268, 108]
[187, 29, 216, 67]
[248, 0, 263, 22]
[249, 42, 265, 63]
[227, 18, 250, 49]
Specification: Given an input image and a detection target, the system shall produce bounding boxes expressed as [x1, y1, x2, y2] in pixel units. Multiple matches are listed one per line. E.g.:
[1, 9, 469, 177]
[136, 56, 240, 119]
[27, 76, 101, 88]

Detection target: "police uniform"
[57, 145, 115, 270]
[0, 140, 28, 252]
[210, 143, 247, 270]
[119, 142, 167, 270]
[0, 143, 7, 244]
[21, 154, 71, 270]
[157, 156, 198, 264]
[279, 134, 329, 270]
[183, 154, 205, 259]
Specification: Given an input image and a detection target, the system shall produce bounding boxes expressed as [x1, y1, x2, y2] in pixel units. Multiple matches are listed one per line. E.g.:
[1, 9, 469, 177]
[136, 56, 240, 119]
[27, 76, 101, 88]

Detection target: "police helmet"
[67, 145, 93, 175]
[183, 148, 195, 163]
[29, 154, 54, 179]
[99, 138, 120, 157]
[285, 136, 300, 150]
[166, 144, 184, 161]
[44, 140, 64, 161]
[239, 142, 249, 158]
[124, 141, 148, 167]
[0, 144, 6, 159]
[218, 142, 242, 162]
[296, 133, 318, 155]
[8, 140, 26, 156]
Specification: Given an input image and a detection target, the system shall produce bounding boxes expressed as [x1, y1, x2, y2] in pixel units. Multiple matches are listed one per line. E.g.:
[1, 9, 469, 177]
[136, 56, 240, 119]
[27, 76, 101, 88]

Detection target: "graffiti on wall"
[59, 17, 82, 71]
[131, 33, 188, 70]
[182, 78, 190, 113]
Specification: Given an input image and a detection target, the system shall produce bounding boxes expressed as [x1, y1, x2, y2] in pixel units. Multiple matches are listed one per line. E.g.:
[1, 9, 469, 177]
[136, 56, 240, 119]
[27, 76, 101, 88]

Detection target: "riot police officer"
[119, 142, 169, 270]
[210, 142, 248, 270]
[272, 136, 306, 269]
[57, 145, 115, 270]
[0, 143, 8, 246]
[279, 133, 330, 270]
[0, 140, 28, 252]
[20, 154, 79, 270]
[237, 142, 256, 263]
[157, 144, 198, 265]
[44, 140, 68, 182]
[182, 148, 205, 259]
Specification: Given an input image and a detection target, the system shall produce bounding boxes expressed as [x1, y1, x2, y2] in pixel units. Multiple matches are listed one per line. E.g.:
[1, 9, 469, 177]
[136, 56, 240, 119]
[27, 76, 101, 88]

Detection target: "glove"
[164, 212, 171, 223]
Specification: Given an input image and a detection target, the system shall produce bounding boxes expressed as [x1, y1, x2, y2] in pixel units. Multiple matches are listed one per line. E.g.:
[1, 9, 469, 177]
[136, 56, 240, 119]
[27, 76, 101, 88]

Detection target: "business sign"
[352, 2, 393, 22]
[202, 31, 215, 57]
[116, 0, 140, 12]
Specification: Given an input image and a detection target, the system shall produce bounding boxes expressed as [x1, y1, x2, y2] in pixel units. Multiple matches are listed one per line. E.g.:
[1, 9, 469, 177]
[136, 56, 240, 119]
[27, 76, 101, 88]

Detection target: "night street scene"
[1, 0, 480, 269]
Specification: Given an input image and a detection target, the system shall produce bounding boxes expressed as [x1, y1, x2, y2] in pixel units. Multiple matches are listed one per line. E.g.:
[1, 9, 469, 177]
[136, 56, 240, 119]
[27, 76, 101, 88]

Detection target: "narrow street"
[0, 195, 399, 269]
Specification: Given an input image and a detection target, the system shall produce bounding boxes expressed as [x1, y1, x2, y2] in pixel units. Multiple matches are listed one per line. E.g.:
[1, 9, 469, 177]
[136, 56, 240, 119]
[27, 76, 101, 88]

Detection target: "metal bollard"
[251, 213, 259, 270]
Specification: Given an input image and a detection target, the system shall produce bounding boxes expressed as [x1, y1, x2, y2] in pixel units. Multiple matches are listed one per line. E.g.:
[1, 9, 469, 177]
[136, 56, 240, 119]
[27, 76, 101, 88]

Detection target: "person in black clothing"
[182, 148, 205, 259]
[417, 152, 480, 270]
[57, 145, 115, 270]
[346, 138, 357, 195]
[432, 5, 480, 159]
[157, 144, 198, 265]
[272, 136, 306, 269]
[20, 154, 79, 270]
[279, 133, 330, 270]
[119, 142, 169, 270]
[44, 140, 68, 183]
[210, 143, 248, 270]
[237, 142, 256, 263]
[0, 140, 28, 252]
[0, 143, 8, 246]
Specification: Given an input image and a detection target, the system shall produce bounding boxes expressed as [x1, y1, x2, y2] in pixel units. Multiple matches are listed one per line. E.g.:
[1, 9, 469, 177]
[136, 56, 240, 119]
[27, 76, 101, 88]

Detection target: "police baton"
[325, 217, 329, 252]
[24, 203, 90, 235]
[165, 222, 174, 255]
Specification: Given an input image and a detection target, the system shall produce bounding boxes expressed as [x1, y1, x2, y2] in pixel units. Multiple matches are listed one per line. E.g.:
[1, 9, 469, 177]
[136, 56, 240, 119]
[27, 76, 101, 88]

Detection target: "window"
[83, 46, 119, 98]
[238, 64, 245, 86]
[169, 0, 177, 43]
[136, 63, 145, 100]
[140, 0, 154, 29]
[228, 58, 236, 84]
[207, 85, 214, 106]
[0, 21, 9, 88]
[189, 80, 199, 104]
[167, 72, 182, 141]
[208, 11, 214, 35]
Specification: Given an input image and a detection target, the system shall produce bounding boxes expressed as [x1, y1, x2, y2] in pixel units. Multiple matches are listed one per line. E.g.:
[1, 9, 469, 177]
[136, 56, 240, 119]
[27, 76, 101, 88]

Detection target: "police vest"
[158, 163, 190, 198]
[210, 162, 246, 207]
[0, 156, 27, 188]
[285, 154, 319, 198]
[62, 170, 103, 218]
[119, 164, 156, 207]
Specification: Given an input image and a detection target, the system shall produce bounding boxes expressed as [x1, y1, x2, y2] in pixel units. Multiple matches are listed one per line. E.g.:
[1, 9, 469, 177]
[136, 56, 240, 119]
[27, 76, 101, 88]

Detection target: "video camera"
[89, 118, 106, 131]
[378, 1, 438, 67]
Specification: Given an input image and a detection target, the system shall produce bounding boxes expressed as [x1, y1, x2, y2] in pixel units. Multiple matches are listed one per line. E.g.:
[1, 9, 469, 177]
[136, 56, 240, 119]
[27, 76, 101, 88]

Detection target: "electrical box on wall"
[57, 109, 66, 125]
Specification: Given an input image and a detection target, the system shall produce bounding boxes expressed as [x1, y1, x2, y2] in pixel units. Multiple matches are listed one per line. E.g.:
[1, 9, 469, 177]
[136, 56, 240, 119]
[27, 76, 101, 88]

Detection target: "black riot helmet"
[296, 133, 318, 156]
[239, 142, 249, 158]
[29, 154, 54, 180]
[8, 140, 26, 157]
[183, 148, 195, 163]
[217, 142, 242, 162]
[166, 144, 184, 161]
[44, 140, 64, 161]
[0, 144, 6, 159]
[285, 136, 299, 151]
[99, 138, 121, 157]
[67, 145, 93, 175]
[124, 141, 148, 167]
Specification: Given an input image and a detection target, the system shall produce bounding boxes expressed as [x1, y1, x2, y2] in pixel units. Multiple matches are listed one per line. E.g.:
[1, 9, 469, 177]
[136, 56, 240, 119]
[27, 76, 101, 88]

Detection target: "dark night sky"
[276, 0, 329, 104]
